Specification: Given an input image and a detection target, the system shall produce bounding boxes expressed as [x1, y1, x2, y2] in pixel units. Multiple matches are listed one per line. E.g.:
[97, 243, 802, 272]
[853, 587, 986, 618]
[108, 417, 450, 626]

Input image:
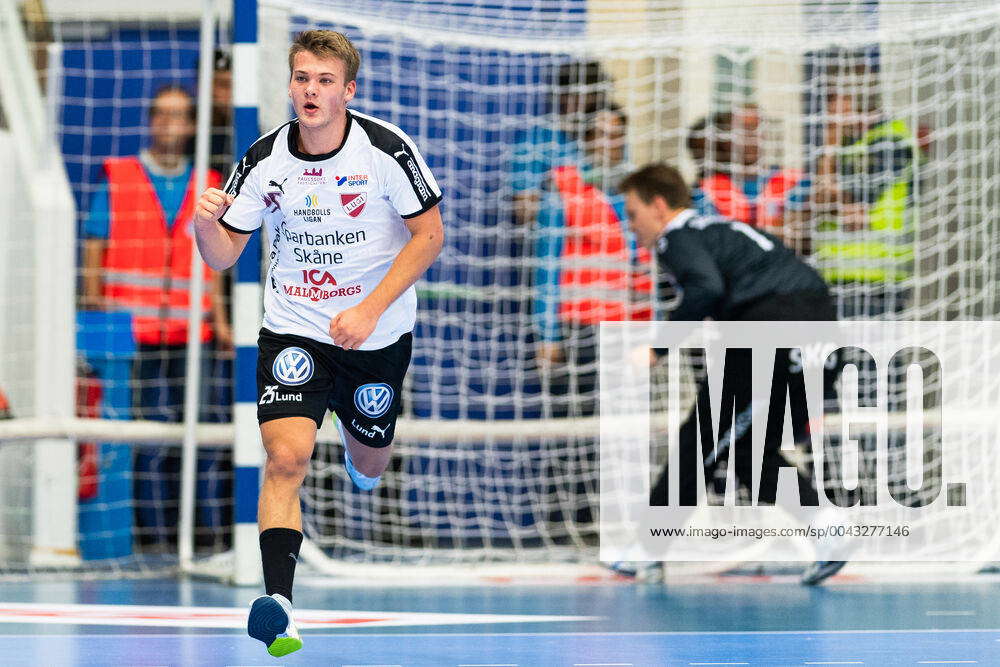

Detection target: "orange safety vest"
[551, 165, 652, 326]
[102, 157, 220, 345]
[699, 169, 802, 228]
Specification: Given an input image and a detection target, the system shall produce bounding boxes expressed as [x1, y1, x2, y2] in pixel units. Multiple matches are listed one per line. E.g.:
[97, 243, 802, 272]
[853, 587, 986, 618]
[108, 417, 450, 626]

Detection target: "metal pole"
[231, 0, 265, 587]
[180, 0, 217, 571]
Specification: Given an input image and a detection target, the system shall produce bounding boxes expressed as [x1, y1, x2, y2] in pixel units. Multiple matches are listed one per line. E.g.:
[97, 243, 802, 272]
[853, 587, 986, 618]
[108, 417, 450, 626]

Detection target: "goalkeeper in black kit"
[612, 163, 845, 586]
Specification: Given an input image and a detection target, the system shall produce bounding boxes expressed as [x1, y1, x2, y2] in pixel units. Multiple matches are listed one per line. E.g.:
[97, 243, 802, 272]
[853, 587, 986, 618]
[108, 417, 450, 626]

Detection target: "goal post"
[230, 0, 266, 587]
[0, 0, 78, 567]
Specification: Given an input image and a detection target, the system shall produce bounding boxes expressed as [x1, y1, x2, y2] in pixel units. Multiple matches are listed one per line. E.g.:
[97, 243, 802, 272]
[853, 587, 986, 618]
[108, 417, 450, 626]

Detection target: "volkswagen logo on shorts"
[354, 383, 394, 418]
[272, 347, 314, 386]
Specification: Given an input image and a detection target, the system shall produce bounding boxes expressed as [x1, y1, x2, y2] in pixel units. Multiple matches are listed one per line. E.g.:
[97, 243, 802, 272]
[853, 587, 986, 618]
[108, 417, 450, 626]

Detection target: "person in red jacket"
[688, 104, 804, 244]
[81, 85, 230, 547]
[534, 107, 652, 418]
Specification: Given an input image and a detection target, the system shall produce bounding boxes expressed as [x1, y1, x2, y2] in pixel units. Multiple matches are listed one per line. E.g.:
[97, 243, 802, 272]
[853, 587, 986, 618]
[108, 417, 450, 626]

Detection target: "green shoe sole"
[268, 636, 303, 657]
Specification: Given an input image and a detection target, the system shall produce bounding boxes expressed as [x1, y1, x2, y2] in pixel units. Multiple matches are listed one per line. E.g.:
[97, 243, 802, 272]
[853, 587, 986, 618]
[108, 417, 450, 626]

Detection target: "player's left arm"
[328, 205, 444, 349]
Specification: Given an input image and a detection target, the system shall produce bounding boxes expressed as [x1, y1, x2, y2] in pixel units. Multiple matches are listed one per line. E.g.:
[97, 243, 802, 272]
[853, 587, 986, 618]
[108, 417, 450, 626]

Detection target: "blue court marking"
[6, 629, 1000, 666]
[5, 579, 1000, 634]
[2, 578, 999, 664]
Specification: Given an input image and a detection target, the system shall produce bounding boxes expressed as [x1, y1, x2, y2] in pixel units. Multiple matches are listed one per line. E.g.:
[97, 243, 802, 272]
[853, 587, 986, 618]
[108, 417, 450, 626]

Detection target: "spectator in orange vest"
[533, 106, 651, 417]
[688, 105, 804, 242]
[510, 60, 611, 228]
[81, 84, 229, 547]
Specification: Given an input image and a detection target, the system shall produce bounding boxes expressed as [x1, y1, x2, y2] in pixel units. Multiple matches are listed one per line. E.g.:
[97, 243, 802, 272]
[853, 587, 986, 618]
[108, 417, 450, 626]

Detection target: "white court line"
[0, 602, 593, 630]
[24, 629, 1000, 638]
[926, 611, 976, 617]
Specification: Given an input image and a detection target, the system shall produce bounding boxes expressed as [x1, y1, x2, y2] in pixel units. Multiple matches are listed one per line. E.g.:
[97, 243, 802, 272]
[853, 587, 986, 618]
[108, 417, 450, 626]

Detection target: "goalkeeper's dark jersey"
[656, 209, 828, 321]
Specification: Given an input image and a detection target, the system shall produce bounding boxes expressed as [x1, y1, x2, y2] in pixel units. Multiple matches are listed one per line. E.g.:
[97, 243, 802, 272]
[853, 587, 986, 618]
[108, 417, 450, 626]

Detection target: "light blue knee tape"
[337, 420, 381, 491]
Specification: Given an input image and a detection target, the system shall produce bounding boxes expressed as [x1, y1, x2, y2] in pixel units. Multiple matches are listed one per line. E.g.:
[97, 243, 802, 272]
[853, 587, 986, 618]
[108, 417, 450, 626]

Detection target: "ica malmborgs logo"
[354, 383, 394, 418]
[273, 347, 314, 386]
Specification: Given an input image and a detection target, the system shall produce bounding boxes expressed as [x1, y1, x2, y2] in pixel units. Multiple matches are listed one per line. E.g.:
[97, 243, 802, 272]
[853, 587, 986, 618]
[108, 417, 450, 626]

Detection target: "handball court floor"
[1, 569, 999, 666]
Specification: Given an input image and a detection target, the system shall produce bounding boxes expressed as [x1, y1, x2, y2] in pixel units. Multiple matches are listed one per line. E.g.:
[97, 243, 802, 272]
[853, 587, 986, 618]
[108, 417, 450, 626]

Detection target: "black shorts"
[256, 328, 412, 448]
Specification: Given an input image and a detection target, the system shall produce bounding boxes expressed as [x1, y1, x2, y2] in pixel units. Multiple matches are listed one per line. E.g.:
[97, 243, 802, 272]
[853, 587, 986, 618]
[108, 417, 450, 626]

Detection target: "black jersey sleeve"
[657, 229, 725, 321]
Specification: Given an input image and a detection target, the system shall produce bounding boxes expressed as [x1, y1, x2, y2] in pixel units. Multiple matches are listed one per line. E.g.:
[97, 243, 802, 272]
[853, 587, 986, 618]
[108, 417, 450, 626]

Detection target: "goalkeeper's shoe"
[606, 561, 664, 582]
[800, 560, 847, 586]
[248, 594, 302, 657]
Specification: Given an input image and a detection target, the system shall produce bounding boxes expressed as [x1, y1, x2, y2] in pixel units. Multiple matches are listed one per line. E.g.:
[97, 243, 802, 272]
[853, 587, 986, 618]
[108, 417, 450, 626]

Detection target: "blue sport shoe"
[248, 594, 302, 657]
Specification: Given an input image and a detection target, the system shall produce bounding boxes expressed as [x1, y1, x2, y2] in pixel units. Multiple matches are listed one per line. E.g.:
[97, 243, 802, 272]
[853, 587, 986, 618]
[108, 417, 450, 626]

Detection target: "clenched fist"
[195, 188, 235, 226]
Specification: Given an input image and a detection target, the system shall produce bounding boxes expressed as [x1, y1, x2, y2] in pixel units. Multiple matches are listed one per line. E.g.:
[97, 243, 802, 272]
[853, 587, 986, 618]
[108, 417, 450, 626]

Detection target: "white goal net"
[0, 0, 998, 578]
[254, 0, 1000, 569]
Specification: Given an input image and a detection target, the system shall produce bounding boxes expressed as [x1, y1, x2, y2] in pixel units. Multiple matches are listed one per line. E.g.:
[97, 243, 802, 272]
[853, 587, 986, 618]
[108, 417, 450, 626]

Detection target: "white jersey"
[221, 111, 442, 350]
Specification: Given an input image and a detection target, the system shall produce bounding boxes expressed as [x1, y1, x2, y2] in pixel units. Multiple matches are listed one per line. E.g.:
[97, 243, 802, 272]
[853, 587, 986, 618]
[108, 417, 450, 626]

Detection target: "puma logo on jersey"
[371, 424, 388, 438]
[268, 178, 288, 194]
[393, 147, 409, 159]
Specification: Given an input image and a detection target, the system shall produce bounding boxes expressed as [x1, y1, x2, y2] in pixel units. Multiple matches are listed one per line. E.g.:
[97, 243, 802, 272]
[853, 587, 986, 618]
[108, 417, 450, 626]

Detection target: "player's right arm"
[193, 187, 250, 270]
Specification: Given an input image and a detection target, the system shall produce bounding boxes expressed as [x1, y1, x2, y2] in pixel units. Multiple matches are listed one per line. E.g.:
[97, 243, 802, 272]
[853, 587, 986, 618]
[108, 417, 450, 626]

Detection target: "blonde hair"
[288, 30, 361, 82]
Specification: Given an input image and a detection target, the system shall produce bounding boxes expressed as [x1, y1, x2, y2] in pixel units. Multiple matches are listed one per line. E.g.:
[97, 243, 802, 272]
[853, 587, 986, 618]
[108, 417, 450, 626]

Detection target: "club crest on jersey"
[354, 383, 394, 418]
[262, 191, 282, 213]
[341, 192, 368, 218]
[272, 347, 314, 386]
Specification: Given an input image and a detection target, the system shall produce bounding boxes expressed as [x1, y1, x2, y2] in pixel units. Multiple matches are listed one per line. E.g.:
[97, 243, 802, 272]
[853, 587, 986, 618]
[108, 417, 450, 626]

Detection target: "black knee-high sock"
[259, 528, 303, 603]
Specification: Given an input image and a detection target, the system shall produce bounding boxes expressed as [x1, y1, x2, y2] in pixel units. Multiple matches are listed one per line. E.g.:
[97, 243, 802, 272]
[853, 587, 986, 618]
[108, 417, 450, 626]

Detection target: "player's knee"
[264, 445, 310, 482]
